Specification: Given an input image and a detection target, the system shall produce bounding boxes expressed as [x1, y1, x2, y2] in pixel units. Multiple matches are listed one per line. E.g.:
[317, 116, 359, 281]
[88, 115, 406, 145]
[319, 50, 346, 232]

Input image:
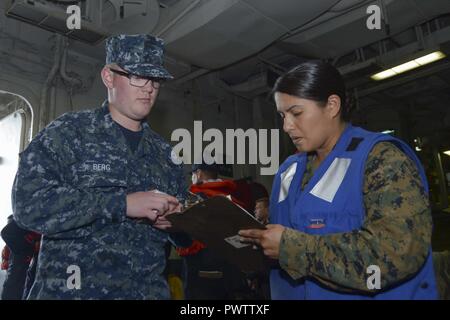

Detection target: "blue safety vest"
[270, 125, 438, 300]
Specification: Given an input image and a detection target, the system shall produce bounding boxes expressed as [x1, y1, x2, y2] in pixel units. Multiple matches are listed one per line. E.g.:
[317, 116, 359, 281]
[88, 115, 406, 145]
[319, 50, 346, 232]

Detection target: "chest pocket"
[81, 174, 127, 189]
[300, 210, 363, 235]
[140, 151, 177, 194]
[73, 159, 127, 189]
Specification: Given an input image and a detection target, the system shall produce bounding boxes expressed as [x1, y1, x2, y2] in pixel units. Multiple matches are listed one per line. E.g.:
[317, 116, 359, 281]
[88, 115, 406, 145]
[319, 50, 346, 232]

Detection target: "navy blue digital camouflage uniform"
[12, 34, 187, 299]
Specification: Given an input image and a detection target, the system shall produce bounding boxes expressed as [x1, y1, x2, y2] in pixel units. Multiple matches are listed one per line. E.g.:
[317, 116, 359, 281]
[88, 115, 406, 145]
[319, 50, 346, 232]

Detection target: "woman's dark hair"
[272, 60, 351, 121]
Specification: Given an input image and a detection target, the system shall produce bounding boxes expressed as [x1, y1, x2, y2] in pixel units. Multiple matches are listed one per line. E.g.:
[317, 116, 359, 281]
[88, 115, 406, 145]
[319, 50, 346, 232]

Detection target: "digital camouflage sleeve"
[278, 141, 432, 293]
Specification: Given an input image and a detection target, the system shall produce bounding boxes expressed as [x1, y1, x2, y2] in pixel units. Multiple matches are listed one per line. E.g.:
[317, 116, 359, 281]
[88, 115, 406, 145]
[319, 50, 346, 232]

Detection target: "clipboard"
[167, 195, 269, 272]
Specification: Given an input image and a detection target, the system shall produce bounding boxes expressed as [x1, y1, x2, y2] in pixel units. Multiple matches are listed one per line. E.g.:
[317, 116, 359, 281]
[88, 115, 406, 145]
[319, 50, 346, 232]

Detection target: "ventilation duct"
[103, 0, 160, 35]
[5, 0, 108, 44]
[5, 0, 160, 44]
[161, 0, 341, 69]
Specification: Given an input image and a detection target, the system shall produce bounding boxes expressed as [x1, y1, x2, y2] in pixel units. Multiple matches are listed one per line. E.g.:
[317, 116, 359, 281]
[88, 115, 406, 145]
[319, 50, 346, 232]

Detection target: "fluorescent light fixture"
[391, 61, 420, 73]
[415, 51, 446, 65]
[371, 51, 446, 81]
[444, 150, 450, 157]
[372, 70, 396, 81]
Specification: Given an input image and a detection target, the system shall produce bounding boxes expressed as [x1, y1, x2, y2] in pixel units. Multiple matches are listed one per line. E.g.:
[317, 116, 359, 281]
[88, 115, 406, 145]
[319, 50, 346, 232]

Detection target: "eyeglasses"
[109, 68, 162, 89]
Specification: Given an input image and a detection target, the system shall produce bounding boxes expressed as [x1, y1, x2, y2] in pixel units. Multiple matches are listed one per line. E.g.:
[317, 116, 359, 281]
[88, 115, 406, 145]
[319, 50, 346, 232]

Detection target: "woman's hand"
[239, 224, 286, 259]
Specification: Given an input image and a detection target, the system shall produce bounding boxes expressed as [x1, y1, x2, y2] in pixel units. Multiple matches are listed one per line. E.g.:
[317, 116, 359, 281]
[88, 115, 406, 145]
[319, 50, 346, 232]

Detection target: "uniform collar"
[96, 100, 156, 156]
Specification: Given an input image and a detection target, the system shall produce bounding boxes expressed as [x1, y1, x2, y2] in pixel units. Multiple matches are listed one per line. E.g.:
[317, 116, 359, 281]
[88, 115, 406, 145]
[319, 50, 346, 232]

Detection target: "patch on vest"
[307, 218, 326, 229]
[278, 162, 297, 203]
[309, 158, 351, 203]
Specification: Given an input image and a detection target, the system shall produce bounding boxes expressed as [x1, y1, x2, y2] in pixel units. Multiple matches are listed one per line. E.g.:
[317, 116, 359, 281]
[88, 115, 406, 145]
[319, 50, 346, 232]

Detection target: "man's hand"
[151, 216, 173, 230]
[152, 202, 183, 230]
[126, 191, 181, 229]
[239, 224, 285, 259]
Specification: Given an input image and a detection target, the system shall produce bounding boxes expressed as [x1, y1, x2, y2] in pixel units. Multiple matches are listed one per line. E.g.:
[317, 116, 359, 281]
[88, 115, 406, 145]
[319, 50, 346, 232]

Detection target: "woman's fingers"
[239, 229, 264, 238]
[239, 225, 284, 259]
[239, 229, 264, 245]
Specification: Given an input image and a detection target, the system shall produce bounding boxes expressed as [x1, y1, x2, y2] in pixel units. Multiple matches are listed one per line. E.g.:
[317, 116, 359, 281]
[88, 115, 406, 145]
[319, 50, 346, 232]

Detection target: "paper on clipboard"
[166, 195, 268, 272]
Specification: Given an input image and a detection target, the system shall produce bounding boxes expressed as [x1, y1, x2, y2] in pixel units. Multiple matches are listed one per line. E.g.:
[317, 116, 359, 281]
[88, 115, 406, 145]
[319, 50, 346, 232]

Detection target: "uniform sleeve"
[278, 142, 432, 293]
[12, 123, 127, 239]
[174, 163, 188, 204]
[168, 155, 192, 248]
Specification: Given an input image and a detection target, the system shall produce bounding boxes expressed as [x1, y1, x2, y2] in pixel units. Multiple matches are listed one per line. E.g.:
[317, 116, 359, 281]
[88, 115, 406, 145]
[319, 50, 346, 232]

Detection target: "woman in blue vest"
[239, 60, 438, 299]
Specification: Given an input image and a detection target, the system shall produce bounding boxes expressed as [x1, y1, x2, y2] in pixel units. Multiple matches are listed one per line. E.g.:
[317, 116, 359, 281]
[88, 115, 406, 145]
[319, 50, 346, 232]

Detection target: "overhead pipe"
[59, 37, 83, 116]
[50, 85, 56, 123]
[60, 38, 82, 88]
[379, 0, 390, 36]
[415, 25, 425, 50]
[435, 18, 441, 30]
[38, 35, 62, 131]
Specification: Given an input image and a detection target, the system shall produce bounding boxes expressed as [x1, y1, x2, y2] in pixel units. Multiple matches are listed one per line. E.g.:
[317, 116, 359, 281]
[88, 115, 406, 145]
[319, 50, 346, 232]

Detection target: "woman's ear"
[101, 66, 114, 89]
[326, 94, 342, 119]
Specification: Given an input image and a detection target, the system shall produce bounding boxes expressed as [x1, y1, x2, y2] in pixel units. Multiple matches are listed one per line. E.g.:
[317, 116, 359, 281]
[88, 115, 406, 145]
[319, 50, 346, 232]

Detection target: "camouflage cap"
[105, 34, 173, 80]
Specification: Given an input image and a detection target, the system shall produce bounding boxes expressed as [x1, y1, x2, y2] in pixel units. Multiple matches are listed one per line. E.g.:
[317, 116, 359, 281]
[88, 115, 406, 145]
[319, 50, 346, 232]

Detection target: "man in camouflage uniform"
[12, 34, 187, 299]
